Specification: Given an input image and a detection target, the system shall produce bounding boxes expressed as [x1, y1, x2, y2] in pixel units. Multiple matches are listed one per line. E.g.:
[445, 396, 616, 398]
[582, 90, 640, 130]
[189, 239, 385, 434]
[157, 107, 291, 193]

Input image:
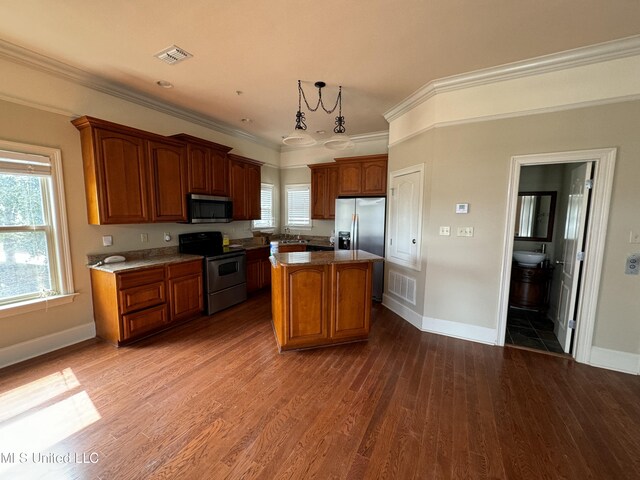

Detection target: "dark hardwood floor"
[1, 290, 639, 479]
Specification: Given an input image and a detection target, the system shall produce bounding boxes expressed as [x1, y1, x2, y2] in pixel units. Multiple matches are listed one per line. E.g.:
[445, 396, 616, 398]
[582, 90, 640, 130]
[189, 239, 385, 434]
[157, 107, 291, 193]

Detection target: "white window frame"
[252, 183, 275, 230]
[285, 183, 312, 229]
[0, 140, 76, 318]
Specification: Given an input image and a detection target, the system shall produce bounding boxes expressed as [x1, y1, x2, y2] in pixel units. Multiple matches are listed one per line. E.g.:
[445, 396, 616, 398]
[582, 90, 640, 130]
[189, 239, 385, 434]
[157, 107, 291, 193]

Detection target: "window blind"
[286, 184, 311, 227]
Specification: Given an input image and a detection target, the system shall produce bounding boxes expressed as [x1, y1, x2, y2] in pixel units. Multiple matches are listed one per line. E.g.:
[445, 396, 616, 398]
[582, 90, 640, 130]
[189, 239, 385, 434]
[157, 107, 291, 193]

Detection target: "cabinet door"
[229, 159, 247, 220]
[326, 166, 339, 219]
[186, 144, 211, 194]
[148, 139, 187, 222]
[283, 265, 329, 347]
[122, 304, 168, 340]
[261, 258, 272, 288]
[246, 259, 263, 293]
[95, 128, 149, 224]
[362, 159, 387, 195]
[311, 167, 327, 219]
[168, 273, 203, 322]
[246, 163, 262, 220]
[331, 263, 372, 339]
[210, 150, 229, 196]
[338, 162, 362, 196]
[119, 281, 166, 314]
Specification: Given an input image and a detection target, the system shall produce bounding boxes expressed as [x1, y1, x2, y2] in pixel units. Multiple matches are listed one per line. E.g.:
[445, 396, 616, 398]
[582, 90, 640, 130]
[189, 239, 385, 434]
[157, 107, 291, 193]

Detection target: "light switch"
[140, 233, 148, 243]
[630, 231, 640, 244]
[102, 235, 113, 247]
[439, 226, 450, 236]
[457, 226, 474, 237]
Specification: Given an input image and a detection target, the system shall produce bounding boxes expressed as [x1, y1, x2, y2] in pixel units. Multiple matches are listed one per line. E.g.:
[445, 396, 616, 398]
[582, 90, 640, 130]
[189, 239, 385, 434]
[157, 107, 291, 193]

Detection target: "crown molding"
[384, 34, 640, 122]
[0, 39, 280, 151]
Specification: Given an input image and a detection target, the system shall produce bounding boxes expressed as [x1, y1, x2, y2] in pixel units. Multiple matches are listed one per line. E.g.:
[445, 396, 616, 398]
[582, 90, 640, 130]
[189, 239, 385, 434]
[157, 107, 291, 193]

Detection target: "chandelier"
[282, 80, 353, 150]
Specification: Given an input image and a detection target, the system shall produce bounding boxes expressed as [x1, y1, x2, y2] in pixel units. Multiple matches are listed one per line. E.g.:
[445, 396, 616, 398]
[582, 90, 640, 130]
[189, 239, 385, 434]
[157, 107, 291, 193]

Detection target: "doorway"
[497, 148, 616, 364]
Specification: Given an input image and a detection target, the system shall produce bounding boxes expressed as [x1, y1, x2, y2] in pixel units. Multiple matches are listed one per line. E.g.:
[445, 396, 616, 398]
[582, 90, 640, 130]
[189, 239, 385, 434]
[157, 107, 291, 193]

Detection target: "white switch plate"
[630, 231, 640, 244]
[140, 233, 148, 243]
[626, 254, 639, 275]
[102, 235, 113, 247]
[439, 226, 451, 236]
[457, 226, 474, 237]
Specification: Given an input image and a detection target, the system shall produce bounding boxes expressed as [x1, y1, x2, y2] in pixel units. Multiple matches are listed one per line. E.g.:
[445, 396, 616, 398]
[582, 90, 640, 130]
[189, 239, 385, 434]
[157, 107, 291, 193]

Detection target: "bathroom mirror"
[514, 191, 557, 242]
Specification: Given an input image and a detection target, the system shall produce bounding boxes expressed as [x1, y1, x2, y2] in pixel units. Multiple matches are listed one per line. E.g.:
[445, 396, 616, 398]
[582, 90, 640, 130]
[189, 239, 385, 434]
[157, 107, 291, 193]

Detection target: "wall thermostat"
[455, 203, 469, 214]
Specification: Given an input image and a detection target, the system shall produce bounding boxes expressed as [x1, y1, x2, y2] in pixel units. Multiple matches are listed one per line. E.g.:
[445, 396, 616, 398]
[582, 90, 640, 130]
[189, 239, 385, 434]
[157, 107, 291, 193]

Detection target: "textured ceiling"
[1, 0, 640, 147]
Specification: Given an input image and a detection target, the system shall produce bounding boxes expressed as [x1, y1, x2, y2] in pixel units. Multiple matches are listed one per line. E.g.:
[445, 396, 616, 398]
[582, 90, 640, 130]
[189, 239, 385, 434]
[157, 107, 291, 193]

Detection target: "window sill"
[0, 293, 79, 319]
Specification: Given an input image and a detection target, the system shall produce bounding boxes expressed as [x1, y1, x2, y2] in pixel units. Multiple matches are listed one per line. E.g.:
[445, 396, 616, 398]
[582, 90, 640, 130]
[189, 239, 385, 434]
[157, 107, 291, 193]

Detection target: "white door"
[555, 162, 593, 353]
[387, 166, 423, 269]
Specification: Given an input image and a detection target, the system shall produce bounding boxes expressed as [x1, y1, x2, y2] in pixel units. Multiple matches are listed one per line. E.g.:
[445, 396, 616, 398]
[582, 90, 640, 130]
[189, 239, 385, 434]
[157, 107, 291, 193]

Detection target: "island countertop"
[270, 249, 383, 267]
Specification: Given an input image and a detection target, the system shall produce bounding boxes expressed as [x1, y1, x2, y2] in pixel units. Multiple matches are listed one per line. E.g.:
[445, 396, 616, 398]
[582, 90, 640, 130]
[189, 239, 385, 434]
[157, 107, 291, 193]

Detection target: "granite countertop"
[271, 249, 383, 267]
[88, 253, 203, 274]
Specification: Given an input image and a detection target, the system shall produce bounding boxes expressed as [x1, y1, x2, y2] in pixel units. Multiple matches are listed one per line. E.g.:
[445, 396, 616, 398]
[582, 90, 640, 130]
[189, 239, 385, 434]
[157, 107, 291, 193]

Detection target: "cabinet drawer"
[122, 304, 168, 340]
[119, 281, 166, 314]
[167, 260, 202, 279]
[117, 267, 165, 289]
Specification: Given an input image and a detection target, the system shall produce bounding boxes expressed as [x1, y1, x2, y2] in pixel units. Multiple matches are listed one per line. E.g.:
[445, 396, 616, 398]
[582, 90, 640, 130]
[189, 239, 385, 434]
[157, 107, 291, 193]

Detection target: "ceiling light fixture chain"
[283, 80, 353, 150]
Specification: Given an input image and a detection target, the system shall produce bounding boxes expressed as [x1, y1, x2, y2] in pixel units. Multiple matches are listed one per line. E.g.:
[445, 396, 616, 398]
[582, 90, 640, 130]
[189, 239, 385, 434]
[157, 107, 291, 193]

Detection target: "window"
[252, 183, 275, 230]
[0, 140, 74, 313]
[285, 184, 311, 228]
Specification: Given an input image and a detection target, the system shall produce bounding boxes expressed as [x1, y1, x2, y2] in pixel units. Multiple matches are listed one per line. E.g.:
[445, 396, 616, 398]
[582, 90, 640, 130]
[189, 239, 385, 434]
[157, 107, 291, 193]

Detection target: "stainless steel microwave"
[187, 194, 233, 223]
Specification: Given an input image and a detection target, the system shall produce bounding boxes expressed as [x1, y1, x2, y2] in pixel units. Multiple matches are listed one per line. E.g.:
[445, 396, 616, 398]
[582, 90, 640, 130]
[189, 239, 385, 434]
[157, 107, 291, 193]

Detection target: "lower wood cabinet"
[90, 259, 203, 345]
[246, 247, 272, 293]
[271, 259, 373, 351]
[509, 265, 554, 311]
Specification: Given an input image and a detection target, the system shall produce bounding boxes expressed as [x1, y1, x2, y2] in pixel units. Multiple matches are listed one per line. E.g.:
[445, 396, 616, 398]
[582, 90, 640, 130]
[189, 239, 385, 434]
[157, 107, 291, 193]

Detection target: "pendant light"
[282, 81, 353, 149]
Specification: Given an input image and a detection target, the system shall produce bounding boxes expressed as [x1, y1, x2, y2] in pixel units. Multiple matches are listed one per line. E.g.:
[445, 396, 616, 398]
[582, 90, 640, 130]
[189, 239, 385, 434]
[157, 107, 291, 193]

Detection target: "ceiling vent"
[154, 45, 193, 65]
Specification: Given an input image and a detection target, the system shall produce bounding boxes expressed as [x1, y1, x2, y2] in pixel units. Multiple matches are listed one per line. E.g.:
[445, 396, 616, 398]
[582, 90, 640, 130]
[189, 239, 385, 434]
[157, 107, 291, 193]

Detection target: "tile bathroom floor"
[505, 308, 566, 354]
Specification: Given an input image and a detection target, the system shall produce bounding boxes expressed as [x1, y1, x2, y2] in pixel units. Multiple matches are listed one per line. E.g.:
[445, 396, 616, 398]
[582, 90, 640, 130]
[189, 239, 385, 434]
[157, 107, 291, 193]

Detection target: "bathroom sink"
[513, 251, 546, 267]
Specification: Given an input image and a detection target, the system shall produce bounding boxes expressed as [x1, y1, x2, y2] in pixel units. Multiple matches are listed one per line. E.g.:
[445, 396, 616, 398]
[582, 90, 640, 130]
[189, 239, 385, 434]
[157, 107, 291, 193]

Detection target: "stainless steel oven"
[206, 251, 247, 314]
[178, 232, 247, 315]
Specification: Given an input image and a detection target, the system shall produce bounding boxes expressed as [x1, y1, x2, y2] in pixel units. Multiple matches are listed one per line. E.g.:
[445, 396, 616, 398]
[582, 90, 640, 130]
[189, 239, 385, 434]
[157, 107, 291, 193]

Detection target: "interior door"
[555, 162, 593, 353]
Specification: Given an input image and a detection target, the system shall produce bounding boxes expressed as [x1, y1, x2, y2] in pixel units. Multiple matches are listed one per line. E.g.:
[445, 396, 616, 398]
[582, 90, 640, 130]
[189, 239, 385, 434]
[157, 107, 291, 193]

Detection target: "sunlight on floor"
[0, 368, 101, 476]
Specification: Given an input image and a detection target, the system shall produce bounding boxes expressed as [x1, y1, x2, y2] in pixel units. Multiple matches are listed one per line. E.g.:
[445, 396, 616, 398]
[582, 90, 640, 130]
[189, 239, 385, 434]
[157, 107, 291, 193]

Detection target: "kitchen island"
[270, 250, 383, 351]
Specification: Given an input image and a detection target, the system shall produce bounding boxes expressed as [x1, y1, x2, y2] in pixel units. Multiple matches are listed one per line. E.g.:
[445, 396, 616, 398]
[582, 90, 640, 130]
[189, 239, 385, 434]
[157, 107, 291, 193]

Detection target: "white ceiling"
[1, 0, 640, 148]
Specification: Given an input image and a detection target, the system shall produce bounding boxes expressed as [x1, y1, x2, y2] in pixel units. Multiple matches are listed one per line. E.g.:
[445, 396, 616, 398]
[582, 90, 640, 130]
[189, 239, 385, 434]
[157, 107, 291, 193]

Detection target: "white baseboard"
[383, 294, 497, 345]
[0, 323, 96, 370]
[589, 346, 640, 375]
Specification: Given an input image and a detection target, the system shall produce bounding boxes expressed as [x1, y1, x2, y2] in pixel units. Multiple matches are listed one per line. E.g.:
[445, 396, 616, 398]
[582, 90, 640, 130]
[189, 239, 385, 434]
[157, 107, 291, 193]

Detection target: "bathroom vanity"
[509, 265, 554, 311]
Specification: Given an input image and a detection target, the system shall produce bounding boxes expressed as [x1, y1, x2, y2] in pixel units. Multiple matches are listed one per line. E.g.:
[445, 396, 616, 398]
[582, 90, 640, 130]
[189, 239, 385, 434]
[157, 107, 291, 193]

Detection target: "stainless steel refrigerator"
[335, 197, 386, 301]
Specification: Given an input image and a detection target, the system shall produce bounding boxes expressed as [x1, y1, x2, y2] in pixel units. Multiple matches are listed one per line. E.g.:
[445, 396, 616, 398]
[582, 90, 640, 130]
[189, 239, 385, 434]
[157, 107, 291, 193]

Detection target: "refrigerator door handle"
[354, 213, 359, 250]
[350, 213, 356, 250]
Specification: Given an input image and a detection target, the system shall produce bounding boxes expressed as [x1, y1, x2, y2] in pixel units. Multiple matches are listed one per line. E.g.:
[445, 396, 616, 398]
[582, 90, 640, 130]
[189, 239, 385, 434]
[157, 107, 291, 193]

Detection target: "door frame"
[496, 148, 616, 363]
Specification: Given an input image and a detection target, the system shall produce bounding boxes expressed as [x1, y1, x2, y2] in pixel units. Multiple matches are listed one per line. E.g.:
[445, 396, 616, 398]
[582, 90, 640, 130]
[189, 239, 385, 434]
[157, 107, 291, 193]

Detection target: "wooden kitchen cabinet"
[72, 116, 188, 225]
[170, 134, 232, 196]
[277, 244, 307, 253]
[90, 259, 203, 346]
[147, 138, 187, 222]
[74, 119, 150, 224]
[336, 154, 388, 197]
[246, 247, 272, 293]
[167, 260, 203, 322]
[310, 164, 339, 219]
[228, 153, 263, 220]
[270, 252, 377, 351]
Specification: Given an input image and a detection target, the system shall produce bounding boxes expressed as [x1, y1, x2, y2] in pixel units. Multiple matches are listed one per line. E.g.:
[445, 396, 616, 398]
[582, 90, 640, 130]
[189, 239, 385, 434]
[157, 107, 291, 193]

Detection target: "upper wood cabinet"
[310, 164, 339, 219]
[336, 154, 387, 197]
[147, 139, 187, 222]
[78, 123, 150, 224]
[228, 154, 262, 221]
[170, 134, 232, 196]
[72, 116, 187, 225]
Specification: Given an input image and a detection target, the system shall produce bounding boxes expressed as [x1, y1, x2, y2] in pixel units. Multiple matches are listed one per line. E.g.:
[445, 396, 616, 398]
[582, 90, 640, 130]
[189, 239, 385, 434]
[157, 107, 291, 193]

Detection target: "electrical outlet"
[164, 232, 171, 242]
[457, 226, 474, 237]
[439, 226, 450, 236]
[630, 231, 640, 244]
[102, 235, 113, 247]
[140, 233, 148, 243]
[626, 254, 639, 275]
